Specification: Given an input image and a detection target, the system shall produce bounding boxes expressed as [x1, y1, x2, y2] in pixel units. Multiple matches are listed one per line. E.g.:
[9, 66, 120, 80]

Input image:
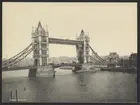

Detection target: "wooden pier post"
[16, 89, 18, 102]
[10, 90, 12, 100]
[52, 64, 55, 78]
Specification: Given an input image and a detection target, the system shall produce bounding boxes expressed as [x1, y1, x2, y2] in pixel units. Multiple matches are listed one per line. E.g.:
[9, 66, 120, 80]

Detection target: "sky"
[2, 2, 137, 59]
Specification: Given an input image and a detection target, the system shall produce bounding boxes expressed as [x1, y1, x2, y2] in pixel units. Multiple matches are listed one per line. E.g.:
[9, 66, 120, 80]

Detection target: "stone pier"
[28, 68, 37, 77]
[28, 65, 55, 77]
[36, 65, 55, 77]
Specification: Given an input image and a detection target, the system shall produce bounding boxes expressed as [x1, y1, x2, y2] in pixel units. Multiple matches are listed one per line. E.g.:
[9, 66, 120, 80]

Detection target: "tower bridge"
[2, 21, 112, 77]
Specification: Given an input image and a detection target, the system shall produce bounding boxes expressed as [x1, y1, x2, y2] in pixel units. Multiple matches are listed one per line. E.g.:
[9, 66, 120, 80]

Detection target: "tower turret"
[46, 25, 49, 36]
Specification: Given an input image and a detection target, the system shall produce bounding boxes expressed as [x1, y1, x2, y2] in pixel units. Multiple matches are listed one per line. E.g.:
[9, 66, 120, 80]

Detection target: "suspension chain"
[8, 47, 34, 67]
[88, 44, 108, 64]
[3, 43, 38, 68]
[3, 43, 32, 64]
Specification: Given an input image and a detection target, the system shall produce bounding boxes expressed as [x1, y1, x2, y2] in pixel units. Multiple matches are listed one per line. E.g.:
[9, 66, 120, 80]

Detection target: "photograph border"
[1, 0, 139, 105]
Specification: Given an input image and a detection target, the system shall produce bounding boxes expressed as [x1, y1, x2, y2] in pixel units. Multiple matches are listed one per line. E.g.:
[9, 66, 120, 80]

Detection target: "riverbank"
[101, 67, 137, 73]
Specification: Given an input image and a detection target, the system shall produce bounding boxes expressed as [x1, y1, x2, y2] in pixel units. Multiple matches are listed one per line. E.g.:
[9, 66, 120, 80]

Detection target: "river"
[2, 68, 137, 103]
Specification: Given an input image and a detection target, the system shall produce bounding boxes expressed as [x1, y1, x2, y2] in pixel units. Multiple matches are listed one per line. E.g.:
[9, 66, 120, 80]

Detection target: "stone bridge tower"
[32, 21, 49, 66]
[76, 30, 90, 63]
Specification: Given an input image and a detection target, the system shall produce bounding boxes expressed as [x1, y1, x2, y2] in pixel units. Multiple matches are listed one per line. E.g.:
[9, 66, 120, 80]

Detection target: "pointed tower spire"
[37, 21, 43, 33]
[38, 21, 42, 28]
[81, 29, 84, 33]
[80, 29, 84, 37]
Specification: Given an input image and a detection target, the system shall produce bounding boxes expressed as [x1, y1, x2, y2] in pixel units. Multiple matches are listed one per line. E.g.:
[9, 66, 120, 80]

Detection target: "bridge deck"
[2, 66, 37, 71]
[2, 63, 82, 71]
[54, 63, 82, 68]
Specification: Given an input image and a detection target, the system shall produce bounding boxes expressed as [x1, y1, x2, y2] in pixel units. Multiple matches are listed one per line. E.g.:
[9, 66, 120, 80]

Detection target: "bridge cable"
[88, 44, 107, 62]
[89, 55, 104, 64]
[8, 47, 34, 67]
[3, 47, 32, 67]
[3, 43, 38, 68]
[2, 47, 32, 67]
[89, 55, 106, 65]
[88, 44, 108, 64]
[3, 43, 32, 64]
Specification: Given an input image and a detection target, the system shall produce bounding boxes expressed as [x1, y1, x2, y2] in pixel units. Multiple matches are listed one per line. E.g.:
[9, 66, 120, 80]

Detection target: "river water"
[2, 68, 137, 103]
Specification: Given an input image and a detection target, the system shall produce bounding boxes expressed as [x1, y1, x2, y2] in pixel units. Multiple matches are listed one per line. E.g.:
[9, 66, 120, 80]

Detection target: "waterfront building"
[129, 53, 137, 67]
[106, 52, 120, 67]
[119, 53, 137, 68]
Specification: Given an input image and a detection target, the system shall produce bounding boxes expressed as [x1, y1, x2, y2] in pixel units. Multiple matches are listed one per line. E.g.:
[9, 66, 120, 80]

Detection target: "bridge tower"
[76, 30, 90, 63]
[32, 21, 49, 66]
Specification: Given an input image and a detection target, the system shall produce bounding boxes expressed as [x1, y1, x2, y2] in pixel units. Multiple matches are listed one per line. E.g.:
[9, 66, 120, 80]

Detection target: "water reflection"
[27, 77, 55, 102]
[75, 73, 90, 92]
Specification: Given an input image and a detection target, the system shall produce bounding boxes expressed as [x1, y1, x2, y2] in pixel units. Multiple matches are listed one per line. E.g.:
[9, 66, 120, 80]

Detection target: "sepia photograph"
[2, 2, 137, 103]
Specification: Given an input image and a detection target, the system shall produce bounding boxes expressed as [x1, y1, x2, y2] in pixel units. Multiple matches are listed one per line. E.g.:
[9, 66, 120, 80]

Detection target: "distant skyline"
[2, 3, 137, 59]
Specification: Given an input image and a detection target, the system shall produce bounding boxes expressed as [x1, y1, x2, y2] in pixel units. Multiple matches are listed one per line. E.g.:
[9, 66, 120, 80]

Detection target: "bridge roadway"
[49, 38, 83, 45]
[2, 63, 82, 71]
